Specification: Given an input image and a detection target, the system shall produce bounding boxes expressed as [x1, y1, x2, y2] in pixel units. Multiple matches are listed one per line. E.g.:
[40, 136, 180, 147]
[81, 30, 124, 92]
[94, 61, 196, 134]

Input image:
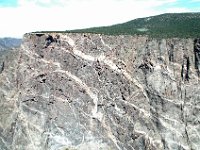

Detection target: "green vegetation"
[65, 13, 200, 38]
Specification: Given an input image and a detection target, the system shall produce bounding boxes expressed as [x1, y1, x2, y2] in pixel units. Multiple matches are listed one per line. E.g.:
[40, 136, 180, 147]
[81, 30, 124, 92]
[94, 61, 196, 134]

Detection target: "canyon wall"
[0, 33, 200, 150]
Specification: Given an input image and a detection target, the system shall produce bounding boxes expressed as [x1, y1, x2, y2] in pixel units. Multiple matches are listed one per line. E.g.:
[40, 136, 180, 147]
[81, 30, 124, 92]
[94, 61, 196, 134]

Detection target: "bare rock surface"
[0, 33, 200, 150]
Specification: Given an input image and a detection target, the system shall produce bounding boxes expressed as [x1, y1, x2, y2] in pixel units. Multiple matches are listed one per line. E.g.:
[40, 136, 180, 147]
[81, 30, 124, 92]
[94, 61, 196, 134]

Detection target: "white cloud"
[0, 0, 180, 37]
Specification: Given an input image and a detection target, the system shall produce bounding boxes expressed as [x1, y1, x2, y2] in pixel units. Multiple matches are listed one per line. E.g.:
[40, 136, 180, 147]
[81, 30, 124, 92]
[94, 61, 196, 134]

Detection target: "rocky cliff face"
[0, 33, 200, 150]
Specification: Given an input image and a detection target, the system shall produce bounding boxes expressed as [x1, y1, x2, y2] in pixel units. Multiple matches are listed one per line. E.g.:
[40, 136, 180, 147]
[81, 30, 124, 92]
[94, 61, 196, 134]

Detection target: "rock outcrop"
[0, 33, 200, 150]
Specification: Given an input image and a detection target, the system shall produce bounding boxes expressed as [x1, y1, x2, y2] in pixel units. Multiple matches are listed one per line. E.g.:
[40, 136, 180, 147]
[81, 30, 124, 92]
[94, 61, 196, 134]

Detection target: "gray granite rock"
[0, 33, 200, 150]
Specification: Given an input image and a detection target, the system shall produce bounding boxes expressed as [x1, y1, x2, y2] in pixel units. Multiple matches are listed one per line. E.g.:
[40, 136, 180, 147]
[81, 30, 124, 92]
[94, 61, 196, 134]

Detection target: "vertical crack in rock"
[168, 44, 174, 62]
[181, 55, 190, 81]
[194, 38, 200, 76]
[181, 63, 184, 81]
[186, 57, 190, 81]
[0, 61, 4, 74]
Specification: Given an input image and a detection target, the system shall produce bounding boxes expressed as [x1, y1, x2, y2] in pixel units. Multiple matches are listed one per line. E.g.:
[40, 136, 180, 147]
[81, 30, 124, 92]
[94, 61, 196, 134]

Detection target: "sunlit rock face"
[0, 33, 200, 150]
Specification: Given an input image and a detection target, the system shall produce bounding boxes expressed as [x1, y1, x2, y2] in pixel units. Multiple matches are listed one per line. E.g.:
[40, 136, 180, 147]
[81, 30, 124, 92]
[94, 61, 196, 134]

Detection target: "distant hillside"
[0, 38, 21, 51]
[66, 13, 200, 38]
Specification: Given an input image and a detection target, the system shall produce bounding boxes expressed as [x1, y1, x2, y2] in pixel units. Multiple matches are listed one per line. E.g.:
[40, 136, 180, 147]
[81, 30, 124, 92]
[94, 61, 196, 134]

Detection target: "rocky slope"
[0, 33, 200, 150]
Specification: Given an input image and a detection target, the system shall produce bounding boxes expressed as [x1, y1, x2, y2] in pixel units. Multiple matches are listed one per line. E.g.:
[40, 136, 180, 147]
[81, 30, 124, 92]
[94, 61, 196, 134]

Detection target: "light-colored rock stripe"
[63, 36, 149, 102]
[21, 46, 101, 119]
[22, 39, 151, 119]
[54, 69, 99, 119]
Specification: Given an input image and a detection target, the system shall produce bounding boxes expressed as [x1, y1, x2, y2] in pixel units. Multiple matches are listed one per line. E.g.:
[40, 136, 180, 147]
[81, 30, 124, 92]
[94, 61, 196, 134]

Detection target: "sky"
[0, 0, 200, 38]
